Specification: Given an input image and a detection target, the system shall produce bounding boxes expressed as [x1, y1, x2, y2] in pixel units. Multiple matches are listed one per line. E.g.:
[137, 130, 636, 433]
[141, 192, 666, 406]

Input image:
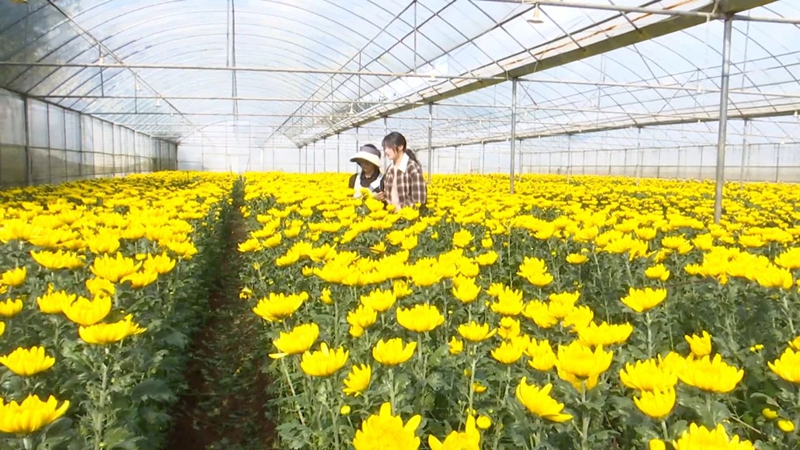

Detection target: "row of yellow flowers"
[0, 173, 236, 449]
[240, 173, 799, 450]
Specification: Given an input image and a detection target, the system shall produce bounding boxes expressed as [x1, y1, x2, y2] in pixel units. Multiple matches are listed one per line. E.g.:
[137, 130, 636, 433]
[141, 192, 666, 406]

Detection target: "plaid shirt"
[383, 153, 427, 209]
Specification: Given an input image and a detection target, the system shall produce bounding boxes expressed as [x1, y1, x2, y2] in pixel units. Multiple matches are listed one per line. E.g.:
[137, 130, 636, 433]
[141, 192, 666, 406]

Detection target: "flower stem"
[279, 358, 306, 425]
[325, 379, 341, 450]
[93, 355, 110, 450]
[661, 420, 669, 441]
[501, 365, 512, 402]
[22, 436, 34, 450]
[417, 334, 426, 381]
[782, 296, 796, 336]
[387, 368, 397, 413]
[467, 355, 478, 415]
[333, 296, 339, 345]
[580, 381, 590, 450]
[705, 393, 714, 426]
[624, 258, 634, 285]
[645, 312, 654, 358]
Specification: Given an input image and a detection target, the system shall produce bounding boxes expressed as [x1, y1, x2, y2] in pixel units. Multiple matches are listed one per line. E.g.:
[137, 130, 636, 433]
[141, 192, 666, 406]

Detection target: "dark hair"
[382, 131, 422, 168]
[361, 143, 379, 153]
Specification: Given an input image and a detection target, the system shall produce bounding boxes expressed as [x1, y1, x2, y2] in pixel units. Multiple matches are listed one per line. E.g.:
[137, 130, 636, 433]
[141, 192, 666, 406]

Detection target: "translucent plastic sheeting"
[3, 0, 800, 171]
[0, 87, 176, 187]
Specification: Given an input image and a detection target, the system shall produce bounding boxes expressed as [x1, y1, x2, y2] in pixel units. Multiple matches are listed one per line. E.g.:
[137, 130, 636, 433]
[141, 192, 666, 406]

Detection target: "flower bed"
[240, 173, 800, 450]
[0, 172, 236, 449]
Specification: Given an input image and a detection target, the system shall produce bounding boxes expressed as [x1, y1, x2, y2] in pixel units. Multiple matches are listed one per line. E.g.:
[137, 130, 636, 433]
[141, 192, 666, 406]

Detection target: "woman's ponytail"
[383, 131, 423, 170]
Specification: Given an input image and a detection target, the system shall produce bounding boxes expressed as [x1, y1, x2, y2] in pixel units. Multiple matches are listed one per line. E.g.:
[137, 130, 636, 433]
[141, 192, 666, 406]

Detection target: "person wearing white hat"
[348, 144, 385, 198]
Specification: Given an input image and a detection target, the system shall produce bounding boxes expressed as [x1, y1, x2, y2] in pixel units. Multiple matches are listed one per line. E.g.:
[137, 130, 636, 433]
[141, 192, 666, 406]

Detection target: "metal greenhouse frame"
[2, 0, 800, 223]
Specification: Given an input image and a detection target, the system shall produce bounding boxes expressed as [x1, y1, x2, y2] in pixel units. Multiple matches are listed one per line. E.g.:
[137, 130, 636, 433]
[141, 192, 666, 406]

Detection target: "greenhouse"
[1, 0, 800, 449]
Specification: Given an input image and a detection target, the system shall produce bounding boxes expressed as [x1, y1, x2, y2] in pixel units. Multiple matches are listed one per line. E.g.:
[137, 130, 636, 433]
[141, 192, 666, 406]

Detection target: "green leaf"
[131, 379, 176, 403]
[163, 330, 190, 349]
[103, 426, 141, 450]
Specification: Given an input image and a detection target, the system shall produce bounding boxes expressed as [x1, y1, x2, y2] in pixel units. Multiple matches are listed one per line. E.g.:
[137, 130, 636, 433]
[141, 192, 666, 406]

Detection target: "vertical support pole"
[454, 145, 458, 174]
[413, 0, 418, 70]
[656, 148, 662, 178]
[635, 127, 642, 186]
[77, 114, 82, 179]
[775, 143, 781, 182]
[739, 118, 750, 187]
[480, 141, 486, 174]
[624, 145, 629, 175]
[699, 145, 704, 180]
[260, 147, 264, 171]
[714, 15, 733, 224]
[566, 134, 573, 182]
[427, 103, 433, 184]
[312, 141, 316, 173]
[355, 126, 360, 153]
[23, 98, 32, 185]
[518, 139, 523, 175]
[509, 78, 518, 194]
[323, 137, 327, 172]
[336, 133, 341, 173]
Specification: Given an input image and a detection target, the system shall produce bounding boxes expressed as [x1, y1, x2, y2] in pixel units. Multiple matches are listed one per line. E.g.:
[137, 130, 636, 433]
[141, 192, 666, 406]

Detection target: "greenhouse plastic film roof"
[1, 0, 800, 152]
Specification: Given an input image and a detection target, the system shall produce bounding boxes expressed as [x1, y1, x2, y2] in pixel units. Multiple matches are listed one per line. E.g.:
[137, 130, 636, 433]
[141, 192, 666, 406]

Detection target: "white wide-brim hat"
[350, 145, 382, 169]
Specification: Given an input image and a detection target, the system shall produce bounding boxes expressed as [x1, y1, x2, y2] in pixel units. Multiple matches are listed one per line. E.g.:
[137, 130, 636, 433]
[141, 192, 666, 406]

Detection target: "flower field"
[0, 173, 236, 449]
[240, 173, 800, 450]
[2, 172, 800, 450]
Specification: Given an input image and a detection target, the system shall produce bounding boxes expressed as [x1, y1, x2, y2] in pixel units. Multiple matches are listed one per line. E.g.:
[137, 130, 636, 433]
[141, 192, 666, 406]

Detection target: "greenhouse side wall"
[405, 138, 799, 182]
[0, 88, 177, 188]
[519, 144, 800, 182]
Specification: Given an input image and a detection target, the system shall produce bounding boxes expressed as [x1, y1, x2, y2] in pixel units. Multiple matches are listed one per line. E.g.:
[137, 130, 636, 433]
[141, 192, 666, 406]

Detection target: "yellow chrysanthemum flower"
[0, 298, 23, 318]
[490, 340, 525, 365]
[372, 338, 416, 366]
[634, 388, 675, 419]
[457, 321, 496, 343]
[620, 287, 667, 313]
[428, 415, 480, 450]
[0, 346, 55, 376]
[672, 424, 754, 450]
[515, 378, 573, 423]
[343, 364, 372, 397]
[685, 331, 712, 358]
[353, 402, 421, 450]
[619, 358, 678, 392]
[300, 343, 348, 377]
[36, 291, 77, 314]
[768, 348, 800, 384]
[396, 304, 444, 333]
[252, 292, 307, 322]
[678, 354, 744, 393]
[0, 395, 70, 435]
[0, 266, 26, 287]
[556, 341, 613, 391]
[90, 252, 141, 283]
[269, 323, 319, 359]
[577, 321, 633, 347]
[78, 315, 146, 345]
[63, 295, 112, 327]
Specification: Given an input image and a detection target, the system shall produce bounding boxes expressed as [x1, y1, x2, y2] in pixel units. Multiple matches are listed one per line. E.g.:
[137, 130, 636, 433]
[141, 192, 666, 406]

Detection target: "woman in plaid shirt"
[376, 132, 428, 212]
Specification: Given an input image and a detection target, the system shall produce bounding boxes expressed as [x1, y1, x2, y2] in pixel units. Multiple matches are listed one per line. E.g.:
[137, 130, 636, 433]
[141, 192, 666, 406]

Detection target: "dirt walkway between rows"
[166, 189, 275, 450]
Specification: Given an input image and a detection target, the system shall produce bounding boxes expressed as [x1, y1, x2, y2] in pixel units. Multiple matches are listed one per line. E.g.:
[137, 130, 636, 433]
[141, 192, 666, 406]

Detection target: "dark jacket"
[348, 171, 384, 193]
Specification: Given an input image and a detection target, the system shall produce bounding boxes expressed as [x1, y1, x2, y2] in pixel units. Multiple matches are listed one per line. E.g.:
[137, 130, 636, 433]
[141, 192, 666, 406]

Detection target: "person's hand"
[376, 191, 386, 201]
